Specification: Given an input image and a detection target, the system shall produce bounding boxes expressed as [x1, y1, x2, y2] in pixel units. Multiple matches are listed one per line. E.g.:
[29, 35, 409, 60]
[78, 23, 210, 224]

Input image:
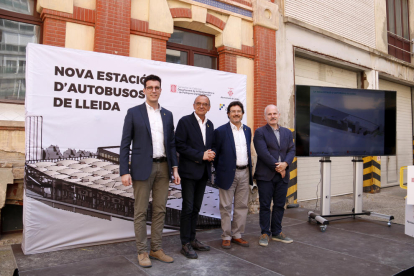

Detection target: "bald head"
[193, 94, 211, 120]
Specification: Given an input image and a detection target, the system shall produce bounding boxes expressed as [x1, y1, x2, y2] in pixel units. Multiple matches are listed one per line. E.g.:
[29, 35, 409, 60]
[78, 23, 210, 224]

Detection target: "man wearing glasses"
[213, 101, 253, 249]
[175, 95, 215, 259]
[120, 74, 181, 268]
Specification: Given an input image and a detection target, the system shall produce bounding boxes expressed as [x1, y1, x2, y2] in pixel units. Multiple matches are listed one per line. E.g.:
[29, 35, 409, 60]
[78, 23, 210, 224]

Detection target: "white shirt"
[230, 122, 248, 166]
[146, 102, 165, 158]
[194, 112, 207, 145]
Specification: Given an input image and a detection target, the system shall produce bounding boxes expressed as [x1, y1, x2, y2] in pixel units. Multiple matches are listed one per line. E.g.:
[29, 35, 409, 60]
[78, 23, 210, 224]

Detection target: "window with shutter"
[386, 0, 411, 62]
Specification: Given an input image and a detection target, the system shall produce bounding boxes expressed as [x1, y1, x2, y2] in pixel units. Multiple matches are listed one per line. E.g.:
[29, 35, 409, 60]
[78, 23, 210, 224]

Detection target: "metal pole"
[353, 156, 364, 213]
[320, 157, 331, 216]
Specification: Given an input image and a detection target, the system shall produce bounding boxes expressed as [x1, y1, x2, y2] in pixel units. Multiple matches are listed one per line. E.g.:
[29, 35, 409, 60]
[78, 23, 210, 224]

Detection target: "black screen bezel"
[295, 85, 397, 157]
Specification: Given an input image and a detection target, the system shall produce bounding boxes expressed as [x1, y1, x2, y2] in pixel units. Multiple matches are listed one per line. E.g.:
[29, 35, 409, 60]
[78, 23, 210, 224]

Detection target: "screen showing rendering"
[295, 85, 396, 157]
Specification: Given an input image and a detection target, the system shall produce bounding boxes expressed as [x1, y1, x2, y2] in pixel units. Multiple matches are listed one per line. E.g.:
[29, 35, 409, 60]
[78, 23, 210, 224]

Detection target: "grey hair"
[194, 94, 211, 105]
[264, 104, 279, 116]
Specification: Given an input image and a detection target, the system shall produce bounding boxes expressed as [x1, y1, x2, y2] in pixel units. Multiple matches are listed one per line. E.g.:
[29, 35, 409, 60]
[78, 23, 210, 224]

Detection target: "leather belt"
[153, 157, 167, 163]
[236, 165, 248, 170]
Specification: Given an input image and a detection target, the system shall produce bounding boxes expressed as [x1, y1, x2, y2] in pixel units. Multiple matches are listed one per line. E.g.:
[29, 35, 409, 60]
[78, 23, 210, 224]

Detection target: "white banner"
[23, 44, 247, 254]
[405, 199, 414, 238]
[408, 166, 414, 205]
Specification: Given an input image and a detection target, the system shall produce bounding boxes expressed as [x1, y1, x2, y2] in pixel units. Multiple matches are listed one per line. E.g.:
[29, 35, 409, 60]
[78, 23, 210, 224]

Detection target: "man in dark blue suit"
[120, 75, 180, 268]
[214, 101, 253, 249]
[175, 95, 215, 259]
[253, 105, 295, 247]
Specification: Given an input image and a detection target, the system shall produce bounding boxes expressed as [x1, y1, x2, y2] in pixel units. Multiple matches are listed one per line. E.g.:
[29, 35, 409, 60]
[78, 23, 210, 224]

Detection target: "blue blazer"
[214, 122, 253, 190]
[119, 103, 178, 181]
[175, 113, 214, 180]
[253, 124, 295, 183]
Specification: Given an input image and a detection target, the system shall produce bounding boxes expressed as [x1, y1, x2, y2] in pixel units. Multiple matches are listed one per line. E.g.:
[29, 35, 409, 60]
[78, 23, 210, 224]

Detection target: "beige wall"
[375, 0, 387, 53]
[237, 56, 254, 129]
[241, 20, 254, 46]
[149, 0, 174, 33]
[0, 130, 25, 154]
[208, 10, 229, 23]
[192, 5, 207, 24]
[167, 0, 191, 9]
[132, 0, 150, 21]
[216, 15, 242, 49]
[0, 104, 25, 121]
[73, 0, 95, 9]
[37, 0, 73, 13]
[130, 35, 152, 59]
[65, 22, 95, 51]
[175, 20, 222, 35]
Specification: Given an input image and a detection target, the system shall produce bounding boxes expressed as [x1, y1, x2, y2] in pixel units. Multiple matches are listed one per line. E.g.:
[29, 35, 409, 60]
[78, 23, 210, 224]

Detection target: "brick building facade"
[0, 0, 278, 233]
[4, 0, 413, 233]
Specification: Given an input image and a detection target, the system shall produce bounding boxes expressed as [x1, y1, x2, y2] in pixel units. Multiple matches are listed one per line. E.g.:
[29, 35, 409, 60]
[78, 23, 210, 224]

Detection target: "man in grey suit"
[253, 105, 295, 247]
[120, 75, 181, 268]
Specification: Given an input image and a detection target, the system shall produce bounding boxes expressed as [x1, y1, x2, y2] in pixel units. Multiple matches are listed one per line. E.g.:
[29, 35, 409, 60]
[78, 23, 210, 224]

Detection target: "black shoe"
[181, 243, 198, 259]
[191, 239, 211, 251]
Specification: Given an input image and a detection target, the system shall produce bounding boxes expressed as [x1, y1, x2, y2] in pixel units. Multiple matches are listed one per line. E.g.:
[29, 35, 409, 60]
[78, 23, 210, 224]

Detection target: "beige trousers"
[132, 161, 169, 254]
[219, 168, 249, 240]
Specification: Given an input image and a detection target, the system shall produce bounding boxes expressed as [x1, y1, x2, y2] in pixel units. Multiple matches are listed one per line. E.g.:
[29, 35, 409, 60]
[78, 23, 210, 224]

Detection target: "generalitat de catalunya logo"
[171, 84, 177, 93]
[219, 104, 226, 110]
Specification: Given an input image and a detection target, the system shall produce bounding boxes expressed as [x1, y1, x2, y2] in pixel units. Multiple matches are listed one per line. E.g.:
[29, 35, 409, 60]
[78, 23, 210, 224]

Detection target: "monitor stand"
[308, 156, 394, 232]
[353, 157, 364, 213]
[320, 157, 331, 216]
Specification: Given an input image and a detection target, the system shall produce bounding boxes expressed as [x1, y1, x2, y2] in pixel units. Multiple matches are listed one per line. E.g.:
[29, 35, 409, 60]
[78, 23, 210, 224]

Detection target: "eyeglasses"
[195, 102, 209, 107]
[146, 86, 161, 92]
[229, 110, 243, 114]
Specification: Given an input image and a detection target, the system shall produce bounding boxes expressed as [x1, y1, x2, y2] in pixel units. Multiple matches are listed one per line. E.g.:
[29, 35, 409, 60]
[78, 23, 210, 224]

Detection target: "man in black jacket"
[175, 95, 215, 259]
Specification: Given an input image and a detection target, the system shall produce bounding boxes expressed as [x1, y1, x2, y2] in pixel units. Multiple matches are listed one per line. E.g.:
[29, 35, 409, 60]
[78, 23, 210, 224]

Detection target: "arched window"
[166, 27, 218, 70]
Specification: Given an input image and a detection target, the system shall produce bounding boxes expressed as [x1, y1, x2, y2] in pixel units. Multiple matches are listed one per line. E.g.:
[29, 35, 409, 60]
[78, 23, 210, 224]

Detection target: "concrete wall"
[375, 0, 387, 54]
[285, 0, 376, 49]
[276, 0, 414, 200]
[277, 12, 414, 128]
[0, 120, 25, 191]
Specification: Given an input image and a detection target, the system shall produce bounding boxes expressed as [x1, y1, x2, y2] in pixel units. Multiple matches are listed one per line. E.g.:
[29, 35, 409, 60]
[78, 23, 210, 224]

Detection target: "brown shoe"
[149, 249, 174, 263]
[137, 252, 152, 268]
[231, 238, 249, 247]
[221, 240, 231, 249]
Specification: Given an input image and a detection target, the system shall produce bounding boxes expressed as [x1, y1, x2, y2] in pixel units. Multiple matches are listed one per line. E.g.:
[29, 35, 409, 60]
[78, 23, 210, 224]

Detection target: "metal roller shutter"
[378, 79, 412, 187]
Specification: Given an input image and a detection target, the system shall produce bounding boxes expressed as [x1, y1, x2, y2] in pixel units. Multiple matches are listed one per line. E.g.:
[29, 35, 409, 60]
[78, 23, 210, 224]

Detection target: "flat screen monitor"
[295, 85, 396, 157]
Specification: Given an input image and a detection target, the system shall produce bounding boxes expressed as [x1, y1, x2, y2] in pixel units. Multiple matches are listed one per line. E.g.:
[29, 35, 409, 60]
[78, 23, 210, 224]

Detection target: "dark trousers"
[180, 171, 208, 245]
[257, 173, 288, 236]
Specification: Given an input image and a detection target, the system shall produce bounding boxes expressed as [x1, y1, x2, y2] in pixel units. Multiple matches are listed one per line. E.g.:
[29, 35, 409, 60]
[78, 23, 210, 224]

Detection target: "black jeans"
[257, 173, 288, 236]
[180, 172, 208, 245]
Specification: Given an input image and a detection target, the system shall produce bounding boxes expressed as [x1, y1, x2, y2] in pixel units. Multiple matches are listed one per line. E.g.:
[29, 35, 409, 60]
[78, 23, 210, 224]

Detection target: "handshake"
[203, 149, 216, 162]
